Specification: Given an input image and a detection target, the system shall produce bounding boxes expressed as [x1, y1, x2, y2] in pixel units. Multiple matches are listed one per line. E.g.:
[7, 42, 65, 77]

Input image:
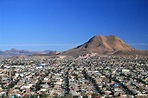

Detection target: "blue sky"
[0, 0, 148, 51]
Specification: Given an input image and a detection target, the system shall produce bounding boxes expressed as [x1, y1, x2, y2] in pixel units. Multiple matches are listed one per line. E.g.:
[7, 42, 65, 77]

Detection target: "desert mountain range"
[0, 48, 55, 57]
[63, 35, 148, 57]
[0, 35, 148, 57]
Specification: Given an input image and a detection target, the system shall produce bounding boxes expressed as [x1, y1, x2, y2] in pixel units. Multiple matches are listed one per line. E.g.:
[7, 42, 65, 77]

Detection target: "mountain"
[0, 48, 55, 57]
[1, 35, 147, 57]
[62, 35, 147, 57]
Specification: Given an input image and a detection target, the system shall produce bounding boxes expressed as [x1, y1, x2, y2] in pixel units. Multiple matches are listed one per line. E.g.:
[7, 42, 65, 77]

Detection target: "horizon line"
[0, 43, 148, 46]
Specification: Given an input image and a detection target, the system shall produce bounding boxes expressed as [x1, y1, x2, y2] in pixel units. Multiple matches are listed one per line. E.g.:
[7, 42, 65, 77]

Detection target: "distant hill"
[62, 35, 148, 57]
[0, 48, 55, 57]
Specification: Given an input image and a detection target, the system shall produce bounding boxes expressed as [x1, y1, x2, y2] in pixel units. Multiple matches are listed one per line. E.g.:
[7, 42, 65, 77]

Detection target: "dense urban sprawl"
[0, 55, 148, 98]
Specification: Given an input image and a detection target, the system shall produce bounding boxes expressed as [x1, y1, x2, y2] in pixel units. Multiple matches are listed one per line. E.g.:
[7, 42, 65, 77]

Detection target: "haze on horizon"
[0, 0, 147, 51]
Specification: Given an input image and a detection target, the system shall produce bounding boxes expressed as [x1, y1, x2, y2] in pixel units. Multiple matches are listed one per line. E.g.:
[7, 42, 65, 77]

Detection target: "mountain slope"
[62, 35, 137, 57]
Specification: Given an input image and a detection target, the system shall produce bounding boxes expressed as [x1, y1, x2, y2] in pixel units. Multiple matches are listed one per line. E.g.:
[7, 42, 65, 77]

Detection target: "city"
[0, 0, 147, 98]
[0, 54, 147, 98]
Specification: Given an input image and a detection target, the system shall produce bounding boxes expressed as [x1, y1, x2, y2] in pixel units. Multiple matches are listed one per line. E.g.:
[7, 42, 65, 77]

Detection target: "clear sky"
[0, 0, 148, 51]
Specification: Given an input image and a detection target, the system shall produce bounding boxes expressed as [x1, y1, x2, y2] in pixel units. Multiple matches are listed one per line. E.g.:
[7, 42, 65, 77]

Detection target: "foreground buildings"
[0, 55, 148, 98]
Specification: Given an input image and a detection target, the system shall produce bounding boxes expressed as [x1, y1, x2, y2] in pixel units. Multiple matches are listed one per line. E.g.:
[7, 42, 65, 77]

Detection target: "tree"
[91, 93, 98, 98]
[40, 92, 49, 98]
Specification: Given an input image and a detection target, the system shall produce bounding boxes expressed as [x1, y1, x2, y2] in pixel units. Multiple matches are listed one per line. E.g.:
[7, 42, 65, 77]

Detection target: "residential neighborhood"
[0, 55, 148, 98]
